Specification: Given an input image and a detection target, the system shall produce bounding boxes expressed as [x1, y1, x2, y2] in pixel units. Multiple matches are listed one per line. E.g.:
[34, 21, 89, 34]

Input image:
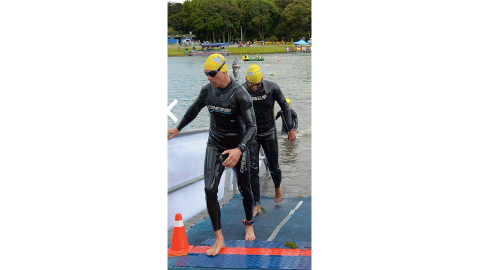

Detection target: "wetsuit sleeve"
[292, 109, 298, 130]
[273, 85, 294, 132]
[176, 87, 208, 131]
[275, 110, 282, 120]
[235, 89, 256, 151]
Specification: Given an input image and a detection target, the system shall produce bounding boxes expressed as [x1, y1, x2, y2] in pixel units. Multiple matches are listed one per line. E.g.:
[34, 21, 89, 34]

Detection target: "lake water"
[167, 53, 312, 201]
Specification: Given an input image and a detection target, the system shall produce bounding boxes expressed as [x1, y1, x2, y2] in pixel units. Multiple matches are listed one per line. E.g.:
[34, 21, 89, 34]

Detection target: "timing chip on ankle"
[243, 220, 254, 226]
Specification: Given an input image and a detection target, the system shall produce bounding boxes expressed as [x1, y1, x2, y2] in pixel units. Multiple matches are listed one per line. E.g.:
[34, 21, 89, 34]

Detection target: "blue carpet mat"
[168, 195, 311, 269]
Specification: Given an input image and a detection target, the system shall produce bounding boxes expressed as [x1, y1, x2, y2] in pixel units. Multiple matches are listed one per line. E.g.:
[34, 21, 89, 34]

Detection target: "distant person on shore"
[167, 54, 257, 256]
[276, 98, 298, 134]
[242, 64, 296, 216]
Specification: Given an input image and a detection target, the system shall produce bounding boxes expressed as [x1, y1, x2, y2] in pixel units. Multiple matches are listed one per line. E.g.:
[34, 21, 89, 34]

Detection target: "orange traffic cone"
[168, 213, 194, 257]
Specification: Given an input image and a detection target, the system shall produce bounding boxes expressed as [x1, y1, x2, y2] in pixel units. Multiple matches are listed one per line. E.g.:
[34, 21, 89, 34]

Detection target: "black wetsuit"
[241, 80, 294, 205]
[276, 108, 298, 134]
[176, 77, 256, 231]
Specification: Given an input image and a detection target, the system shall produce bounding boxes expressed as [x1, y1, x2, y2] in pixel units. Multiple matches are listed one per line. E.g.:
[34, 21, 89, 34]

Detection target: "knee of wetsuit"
[204, 187, 218, 199]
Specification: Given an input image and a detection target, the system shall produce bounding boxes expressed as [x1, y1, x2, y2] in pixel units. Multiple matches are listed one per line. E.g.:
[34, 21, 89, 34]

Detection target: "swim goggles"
[204, 61, 226, 77]
[248, 81, 262, 88]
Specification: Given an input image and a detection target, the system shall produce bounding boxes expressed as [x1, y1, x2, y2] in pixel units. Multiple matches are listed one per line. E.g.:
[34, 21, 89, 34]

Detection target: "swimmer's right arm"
[170, 87, 208, 138]
[167, 127, 179, 140]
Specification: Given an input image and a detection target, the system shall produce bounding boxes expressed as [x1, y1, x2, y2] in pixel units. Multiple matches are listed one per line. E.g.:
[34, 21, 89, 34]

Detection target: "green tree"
[218, 0, 241, 43]
[272, 0, 293, 40]
[168, 1, 183, 16]
[168, 2, 184, 32]
[282, 0, 311, 40]
[249, 0, 280, 41]
[178, 0, 308, 43]
[203, 0, 223, 42]
[274, 0, 293, 11]
[168, 27, 179, 35]
[181, 1, 192, 32]
[168, 13, 184, 31]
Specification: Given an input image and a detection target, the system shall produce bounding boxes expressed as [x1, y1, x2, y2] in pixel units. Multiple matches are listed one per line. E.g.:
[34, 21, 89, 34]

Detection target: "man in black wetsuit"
[276, 98, 298, 134]
[242, 64, 296, 216]
[167, 54, 257, 256]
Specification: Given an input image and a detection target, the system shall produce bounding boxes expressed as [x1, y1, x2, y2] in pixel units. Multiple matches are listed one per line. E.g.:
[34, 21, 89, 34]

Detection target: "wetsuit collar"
[216, 76, 234, 92]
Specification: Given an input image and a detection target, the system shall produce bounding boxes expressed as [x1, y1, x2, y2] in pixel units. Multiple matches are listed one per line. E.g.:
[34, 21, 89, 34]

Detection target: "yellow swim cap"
[286, 98, 291, 104]
[246, 64, 263, 83]
[204, 53, 227, 72]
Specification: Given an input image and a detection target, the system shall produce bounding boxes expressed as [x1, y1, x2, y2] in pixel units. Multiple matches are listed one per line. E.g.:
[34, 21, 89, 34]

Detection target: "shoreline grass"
[167, 45, 309, 57]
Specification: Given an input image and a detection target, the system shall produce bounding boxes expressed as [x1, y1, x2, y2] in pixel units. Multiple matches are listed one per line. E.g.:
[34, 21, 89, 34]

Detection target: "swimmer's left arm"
[236, 89, 257, 148]
[273, 86, 294, 133]
[275, 111, 282, 120]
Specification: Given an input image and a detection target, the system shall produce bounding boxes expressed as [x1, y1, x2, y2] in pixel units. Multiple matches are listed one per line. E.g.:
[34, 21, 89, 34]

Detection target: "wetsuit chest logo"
[251, 95, 267, 101]
[207, 105, 232, 114]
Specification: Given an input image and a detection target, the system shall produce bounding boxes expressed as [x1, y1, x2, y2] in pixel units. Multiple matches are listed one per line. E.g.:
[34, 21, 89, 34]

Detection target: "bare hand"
[167, 128, 179, 140]
[287, 130, 297, 142]
[221, 148, 242, 168]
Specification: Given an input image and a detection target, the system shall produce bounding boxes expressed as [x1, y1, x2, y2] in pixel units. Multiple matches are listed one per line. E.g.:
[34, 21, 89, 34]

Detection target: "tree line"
[168, 0, 311, 43]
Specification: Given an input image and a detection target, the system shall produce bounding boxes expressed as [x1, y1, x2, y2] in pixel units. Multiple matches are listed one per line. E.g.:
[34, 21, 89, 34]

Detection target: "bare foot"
[245, 223, 256, 241]
[274, 186, 283, 203]
[205, 238, 225, 256]
[252, 205, 262, 217]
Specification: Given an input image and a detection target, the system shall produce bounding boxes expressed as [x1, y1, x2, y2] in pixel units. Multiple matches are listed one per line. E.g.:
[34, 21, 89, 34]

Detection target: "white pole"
[240, 26, 242, 44]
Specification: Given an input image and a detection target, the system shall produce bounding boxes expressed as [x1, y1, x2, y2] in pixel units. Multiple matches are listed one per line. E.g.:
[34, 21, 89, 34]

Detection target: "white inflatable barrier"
[168, 129, 225, 230]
